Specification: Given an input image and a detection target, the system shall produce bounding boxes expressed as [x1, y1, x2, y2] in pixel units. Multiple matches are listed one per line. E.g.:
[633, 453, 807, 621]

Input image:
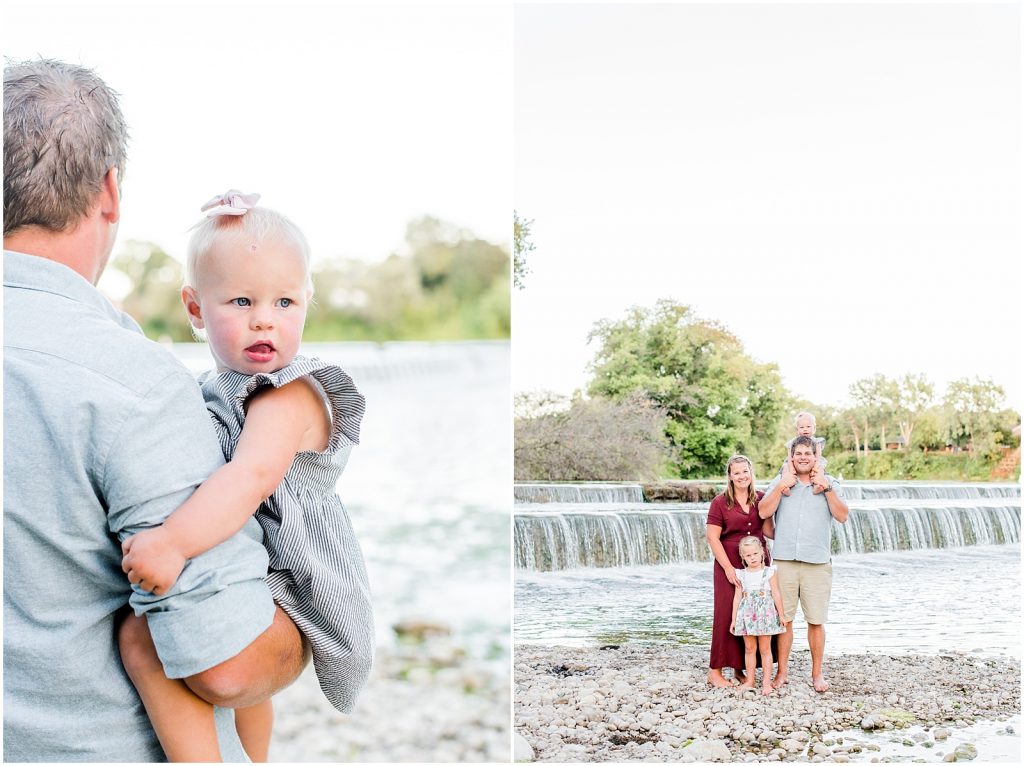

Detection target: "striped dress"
[199, 356, 373, 713]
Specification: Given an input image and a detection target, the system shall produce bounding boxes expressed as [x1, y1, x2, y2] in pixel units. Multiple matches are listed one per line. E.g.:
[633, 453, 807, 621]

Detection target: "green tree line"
[106, 216, 510, 343]
[515, 299, 1020, 482]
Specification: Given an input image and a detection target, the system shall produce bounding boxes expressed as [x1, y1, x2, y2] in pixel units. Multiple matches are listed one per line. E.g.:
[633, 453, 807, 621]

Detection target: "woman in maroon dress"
[706, 454, 775, 687]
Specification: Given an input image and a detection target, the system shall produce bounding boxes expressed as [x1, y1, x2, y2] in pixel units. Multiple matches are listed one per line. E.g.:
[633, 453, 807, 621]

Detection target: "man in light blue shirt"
[759, 434, 849, 693]
[3, 59, 307, 761]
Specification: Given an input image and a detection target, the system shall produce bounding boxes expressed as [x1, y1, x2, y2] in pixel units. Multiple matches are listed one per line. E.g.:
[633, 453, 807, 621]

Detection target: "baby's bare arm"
[121, 379, 327, 594]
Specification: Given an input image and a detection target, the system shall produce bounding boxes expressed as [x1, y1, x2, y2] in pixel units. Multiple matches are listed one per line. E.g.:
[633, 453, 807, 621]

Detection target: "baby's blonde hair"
[185, 206, 314, 294]
[737, 535, 766, 567]
[794, 411, 817, 428]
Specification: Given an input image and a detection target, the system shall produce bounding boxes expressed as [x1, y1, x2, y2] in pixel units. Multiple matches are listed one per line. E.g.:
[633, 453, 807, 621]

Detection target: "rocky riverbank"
[270, 629, 509, 762]
[515, 645, 1020, 762]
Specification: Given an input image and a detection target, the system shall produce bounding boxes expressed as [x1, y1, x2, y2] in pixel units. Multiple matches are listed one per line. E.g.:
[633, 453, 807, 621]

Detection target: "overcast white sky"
[514, 3, 1022, 411]
[5, 1, 512, 279]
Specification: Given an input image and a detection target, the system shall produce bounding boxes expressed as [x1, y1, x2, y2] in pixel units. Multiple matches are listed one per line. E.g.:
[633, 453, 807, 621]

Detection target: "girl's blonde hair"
[185, 206, 313, 294]
[724, 454, 756, 508]
[737, 535, 765, 567]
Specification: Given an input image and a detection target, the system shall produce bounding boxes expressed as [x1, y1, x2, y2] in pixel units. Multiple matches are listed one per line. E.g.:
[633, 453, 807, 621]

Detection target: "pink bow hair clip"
[200, 189, 261, 218]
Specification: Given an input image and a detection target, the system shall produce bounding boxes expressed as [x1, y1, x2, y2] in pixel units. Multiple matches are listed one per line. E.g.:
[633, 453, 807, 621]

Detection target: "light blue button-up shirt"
[3, 250, 275, 761]
[765, 474, 843, 564]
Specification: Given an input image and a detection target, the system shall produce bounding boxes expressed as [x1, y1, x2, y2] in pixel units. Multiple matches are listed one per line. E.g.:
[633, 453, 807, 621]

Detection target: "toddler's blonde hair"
[185, 206, 313, 294]
[737, 535, 766, 567]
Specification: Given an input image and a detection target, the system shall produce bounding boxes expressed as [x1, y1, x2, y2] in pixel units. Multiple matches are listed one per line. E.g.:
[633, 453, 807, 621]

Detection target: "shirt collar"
[4, 249, 141, 332]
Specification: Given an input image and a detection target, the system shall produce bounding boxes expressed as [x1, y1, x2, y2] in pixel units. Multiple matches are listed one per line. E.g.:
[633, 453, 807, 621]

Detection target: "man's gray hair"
[3, 58, 129, 235]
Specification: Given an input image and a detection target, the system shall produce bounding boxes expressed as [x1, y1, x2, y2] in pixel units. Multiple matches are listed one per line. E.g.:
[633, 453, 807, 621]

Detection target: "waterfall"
[514, 482, 1021, 572]
[514, 483, 646, 504]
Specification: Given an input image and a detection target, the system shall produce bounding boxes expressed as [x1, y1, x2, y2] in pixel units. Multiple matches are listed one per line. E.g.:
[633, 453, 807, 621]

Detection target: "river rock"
[953, 742, 978, 761]
[683, 738, 731, 762]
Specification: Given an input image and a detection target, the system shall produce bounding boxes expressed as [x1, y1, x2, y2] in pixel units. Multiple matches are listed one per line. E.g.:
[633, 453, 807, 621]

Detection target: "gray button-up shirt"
[3, 250, 275, 761]
[766, 474, 843, 564]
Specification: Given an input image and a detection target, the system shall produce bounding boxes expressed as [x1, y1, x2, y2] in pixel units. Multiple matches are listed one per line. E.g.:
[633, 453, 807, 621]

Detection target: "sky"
[514, 3, 1022, 411]
[4, 0, 512, 292]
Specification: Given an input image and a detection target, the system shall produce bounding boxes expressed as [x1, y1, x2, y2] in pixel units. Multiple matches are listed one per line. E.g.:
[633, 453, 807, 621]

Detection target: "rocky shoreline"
[515, 645, 1020, 763]
[270, 631, 509, 762]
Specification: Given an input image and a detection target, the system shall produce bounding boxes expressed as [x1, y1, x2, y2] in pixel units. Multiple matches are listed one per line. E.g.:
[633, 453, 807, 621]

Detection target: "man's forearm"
[825, 488, 850, 524]
[184, 608, 310, 708]
[759, 483, 784, 518]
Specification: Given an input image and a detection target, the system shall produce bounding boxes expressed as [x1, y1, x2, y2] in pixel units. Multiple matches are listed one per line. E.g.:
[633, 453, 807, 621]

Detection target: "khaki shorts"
[775, 560, 832, 625]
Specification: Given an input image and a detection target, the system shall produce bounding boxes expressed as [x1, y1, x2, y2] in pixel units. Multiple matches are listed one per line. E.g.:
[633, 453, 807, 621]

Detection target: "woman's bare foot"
[707, 670, 732, 688]
[812, 675, 831, 693]
[771, 671, 789, 689]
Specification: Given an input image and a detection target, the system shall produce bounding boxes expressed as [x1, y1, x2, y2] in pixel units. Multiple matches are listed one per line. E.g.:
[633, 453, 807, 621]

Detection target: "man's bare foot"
[812, 676, 830, 692]
[761, 684, 773, 696]
[771, 672, 789, 689]
[708, 670, 732, 688]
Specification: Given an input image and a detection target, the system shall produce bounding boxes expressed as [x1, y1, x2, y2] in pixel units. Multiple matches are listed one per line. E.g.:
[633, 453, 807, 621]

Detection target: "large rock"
[682, 738, 732, 762]
[513, 733, 534, 762]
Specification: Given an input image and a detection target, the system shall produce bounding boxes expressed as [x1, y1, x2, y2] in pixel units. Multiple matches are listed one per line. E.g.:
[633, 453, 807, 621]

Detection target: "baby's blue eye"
[277, 298, 292, 308]
[232, 298, 251, 307]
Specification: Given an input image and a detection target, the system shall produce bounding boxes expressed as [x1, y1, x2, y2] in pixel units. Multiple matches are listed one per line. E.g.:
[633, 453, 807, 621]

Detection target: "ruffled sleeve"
[235, 356, 365, 455]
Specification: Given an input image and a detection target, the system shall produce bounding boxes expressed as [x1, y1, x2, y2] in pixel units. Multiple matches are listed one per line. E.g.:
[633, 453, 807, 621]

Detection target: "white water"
[514, 482, 1021, 571]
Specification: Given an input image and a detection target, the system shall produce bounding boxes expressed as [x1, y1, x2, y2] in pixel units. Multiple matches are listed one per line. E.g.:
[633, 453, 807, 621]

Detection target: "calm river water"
[515, 544, 1020, 657]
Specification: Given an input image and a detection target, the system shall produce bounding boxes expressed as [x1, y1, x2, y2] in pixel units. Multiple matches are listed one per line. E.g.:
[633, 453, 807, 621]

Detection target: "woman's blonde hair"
[737, 535, 765, 567]
[724, 454, 756, 508]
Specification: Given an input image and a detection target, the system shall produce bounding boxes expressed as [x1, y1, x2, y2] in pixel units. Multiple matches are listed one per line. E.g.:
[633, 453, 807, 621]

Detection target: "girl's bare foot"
[761, 684, 773, 696]
[771, 671, 789, 689]
[707, 670, 733, 688]
[812, 675, 831, 693]
[738, 682, 756, 691]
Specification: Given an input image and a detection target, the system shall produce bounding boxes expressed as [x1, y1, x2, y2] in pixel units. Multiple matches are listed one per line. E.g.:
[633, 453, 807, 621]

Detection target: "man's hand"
[781, 458, 798, 489]
[810, 461, 828, 494]
[121, 527, 186, 596]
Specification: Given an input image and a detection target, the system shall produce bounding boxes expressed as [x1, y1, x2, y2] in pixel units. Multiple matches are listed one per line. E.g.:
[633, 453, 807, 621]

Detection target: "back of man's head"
[3, 58, 128, 237]
[790, 434, 817, 454]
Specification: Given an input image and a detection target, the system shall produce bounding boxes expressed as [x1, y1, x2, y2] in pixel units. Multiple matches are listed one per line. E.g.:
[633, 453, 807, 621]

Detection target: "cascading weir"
[514, 482, 1021, 571]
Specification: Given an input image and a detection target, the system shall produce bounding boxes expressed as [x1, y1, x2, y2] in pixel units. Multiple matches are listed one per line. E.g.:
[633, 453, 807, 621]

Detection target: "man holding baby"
[758, 435, 850, 693]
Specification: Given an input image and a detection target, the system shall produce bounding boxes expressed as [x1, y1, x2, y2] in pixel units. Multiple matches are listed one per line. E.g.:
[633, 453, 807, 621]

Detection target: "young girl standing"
[117, 191, 373, 761]
[731, 536, 786, 696]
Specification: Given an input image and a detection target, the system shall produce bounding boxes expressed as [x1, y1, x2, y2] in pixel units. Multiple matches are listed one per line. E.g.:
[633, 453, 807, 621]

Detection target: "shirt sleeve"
[706, 494, 725, 527]
[103, 369, 275, 678]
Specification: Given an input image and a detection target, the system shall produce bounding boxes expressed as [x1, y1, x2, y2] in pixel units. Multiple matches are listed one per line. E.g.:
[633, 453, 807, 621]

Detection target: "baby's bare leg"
[118, 613, 221, 762]
[235, 700, 273, 761]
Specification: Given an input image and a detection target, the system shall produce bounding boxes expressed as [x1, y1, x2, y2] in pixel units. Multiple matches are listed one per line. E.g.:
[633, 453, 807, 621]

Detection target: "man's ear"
[100, 167, 120, 224]
[181, 286, 205, 329]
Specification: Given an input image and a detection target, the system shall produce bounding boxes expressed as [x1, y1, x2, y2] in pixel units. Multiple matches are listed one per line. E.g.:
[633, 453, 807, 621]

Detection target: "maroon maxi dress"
[706, 490, 777, 673]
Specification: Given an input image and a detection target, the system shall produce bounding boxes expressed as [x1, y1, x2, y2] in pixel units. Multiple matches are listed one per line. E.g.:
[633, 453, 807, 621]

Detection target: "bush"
[514, 394, 673, 481]
[825, 450, 1012, 481]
